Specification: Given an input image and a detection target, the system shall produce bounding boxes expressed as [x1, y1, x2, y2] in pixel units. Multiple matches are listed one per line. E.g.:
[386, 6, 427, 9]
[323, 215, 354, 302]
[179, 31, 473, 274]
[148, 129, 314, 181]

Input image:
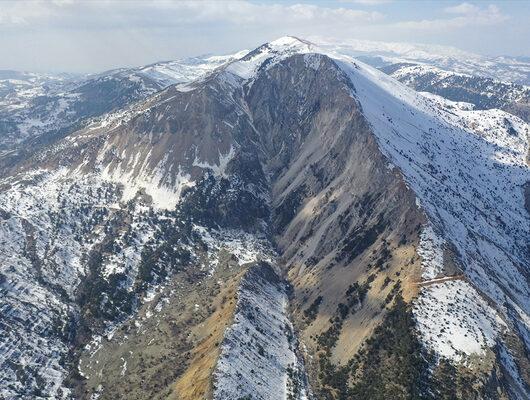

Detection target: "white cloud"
[0, 1, 383, 28]
[0, 1, 55, 26]
[339, 0, 393, 5]
[0, 1, 508, 34]
[394, 4, 508, 31]
[444, 2, 480, 15]
[0, 0, 523, 72]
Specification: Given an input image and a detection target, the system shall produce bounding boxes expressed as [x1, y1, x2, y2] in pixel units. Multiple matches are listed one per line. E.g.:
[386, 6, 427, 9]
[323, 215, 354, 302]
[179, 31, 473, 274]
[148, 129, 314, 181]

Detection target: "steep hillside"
[0, 37, 528, 399]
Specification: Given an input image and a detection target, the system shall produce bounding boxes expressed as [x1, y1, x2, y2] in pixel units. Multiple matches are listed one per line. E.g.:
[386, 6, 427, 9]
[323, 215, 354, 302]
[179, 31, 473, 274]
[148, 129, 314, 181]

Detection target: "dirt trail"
[414, 274, 465, 287]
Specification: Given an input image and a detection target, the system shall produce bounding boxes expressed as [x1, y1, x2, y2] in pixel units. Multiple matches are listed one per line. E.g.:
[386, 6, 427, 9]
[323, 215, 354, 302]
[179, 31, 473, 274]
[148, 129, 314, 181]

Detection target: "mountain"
[381, 63, 530, 122]
[0, 37, 528, 399]
[129, 51, 249, 87]
[311, 36, 530, 85]
[0, 70, 79, 148]
[0, 69, 79, 98]
[0, 52, 244, 158]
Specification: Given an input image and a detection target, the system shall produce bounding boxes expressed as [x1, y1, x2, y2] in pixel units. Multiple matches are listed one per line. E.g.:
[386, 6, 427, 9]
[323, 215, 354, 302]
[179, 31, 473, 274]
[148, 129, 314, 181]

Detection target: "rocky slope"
[0, 37, 528, 399]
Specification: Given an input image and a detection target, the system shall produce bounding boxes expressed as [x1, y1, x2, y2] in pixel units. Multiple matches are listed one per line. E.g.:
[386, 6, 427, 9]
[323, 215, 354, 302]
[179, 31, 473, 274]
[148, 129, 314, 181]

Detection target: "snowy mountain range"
[312, 36, 530, 85]
[381, 63, 530, 123]
[0, 37, 528, 400]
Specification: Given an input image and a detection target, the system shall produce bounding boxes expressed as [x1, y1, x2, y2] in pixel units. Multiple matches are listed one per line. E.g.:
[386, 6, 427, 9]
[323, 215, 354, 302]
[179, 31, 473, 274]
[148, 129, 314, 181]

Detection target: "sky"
[0, 0, 529, 73]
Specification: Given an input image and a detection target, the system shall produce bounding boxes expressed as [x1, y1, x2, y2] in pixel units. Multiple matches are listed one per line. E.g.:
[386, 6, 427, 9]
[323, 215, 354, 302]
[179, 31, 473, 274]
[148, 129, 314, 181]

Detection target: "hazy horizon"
[1, 0, 529, 73]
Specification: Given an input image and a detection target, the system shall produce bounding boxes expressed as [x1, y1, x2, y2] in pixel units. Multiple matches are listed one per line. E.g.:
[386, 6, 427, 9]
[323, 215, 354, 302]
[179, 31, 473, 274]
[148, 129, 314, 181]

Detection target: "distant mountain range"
[311, 36, 530, 85]
[380, 63, 530, 122]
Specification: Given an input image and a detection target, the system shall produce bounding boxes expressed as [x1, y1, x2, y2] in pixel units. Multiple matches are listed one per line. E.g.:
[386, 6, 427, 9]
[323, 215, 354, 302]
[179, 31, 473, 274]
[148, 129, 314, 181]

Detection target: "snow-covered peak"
[225, 36, 315, 79]
[268, 35, 314, 49]
[222, 36, 530, 365]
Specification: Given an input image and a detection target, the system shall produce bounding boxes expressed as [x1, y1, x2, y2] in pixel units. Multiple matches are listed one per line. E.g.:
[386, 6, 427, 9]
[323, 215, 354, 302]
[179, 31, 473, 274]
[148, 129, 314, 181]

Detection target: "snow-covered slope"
[132, 51, 248, 87]
[213, 263, 310, 400]
[339, 55, 529, 339]
[0, 169, 121, 398]
[0, 71, 80, 150]
[320, 49, 528, 382]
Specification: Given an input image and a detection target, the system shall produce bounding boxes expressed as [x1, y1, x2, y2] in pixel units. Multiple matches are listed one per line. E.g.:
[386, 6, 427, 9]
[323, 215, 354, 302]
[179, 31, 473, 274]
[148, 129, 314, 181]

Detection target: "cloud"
[394, 3, 508, 31]
[0, 1, 384, 29]
[0, 1, 55, 26]
[444, 2, 480, 15]
[0, 1, 507, 35]
[339, 0, 393, 5]
[0, 0, 523, 73]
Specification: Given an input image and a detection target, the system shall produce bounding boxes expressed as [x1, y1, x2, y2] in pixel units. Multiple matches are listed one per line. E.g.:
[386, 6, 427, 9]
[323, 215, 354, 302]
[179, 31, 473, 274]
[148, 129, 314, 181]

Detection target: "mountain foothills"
[0, 37, 528, 400]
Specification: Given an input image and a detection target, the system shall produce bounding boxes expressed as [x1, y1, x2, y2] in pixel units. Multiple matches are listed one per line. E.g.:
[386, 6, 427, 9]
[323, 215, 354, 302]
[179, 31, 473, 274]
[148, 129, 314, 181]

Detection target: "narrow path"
[414, 274, 465, 287]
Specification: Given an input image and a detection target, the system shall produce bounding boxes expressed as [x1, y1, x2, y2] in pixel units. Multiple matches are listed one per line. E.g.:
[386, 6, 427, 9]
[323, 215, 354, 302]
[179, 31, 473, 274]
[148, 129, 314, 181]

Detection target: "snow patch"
[414, 280, 506, 361]
[213, 264, 309, 400]
[418, 225, 446, 280]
